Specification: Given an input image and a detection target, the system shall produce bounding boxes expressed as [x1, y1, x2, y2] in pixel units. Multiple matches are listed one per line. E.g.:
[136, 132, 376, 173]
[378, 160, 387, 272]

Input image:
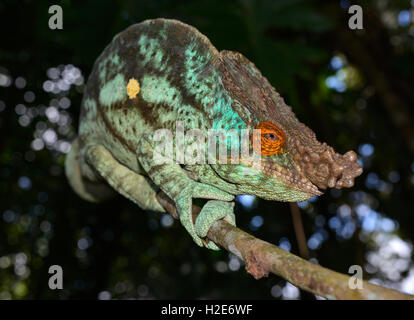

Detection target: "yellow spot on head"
[126, 78, 140, 99]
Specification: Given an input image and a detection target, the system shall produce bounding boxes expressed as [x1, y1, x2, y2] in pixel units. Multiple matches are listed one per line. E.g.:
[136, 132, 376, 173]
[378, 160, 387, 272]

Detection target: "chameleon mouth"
[260, 161, 323, 197]
[244, 158, 323, 197]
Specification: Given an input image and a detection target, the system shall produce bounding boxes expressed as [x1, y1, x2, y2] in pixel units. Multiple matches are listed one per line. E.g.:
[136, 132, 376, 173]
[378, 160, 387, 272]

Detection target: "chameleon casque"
[65, 18, 363, 250]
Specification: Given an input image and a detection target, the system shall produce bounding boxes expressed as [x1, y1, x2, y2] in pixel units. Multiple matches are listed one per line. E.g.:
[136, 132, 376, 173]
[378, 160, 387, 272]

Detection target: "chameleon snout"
[292, 141, 363, 191]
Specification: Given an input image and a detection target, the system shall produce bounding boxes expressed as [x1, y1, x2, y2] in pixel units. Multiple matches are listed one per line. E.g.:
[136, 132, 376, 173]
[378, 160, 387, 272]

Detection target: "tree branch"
[156, 191, 414, 300]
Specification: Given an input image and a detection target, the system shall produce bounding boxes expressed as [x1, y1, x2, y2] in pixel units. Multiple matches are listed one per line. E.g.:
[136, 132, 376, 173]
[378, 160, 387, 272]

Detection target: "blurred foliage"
[0, 0, 414, 299]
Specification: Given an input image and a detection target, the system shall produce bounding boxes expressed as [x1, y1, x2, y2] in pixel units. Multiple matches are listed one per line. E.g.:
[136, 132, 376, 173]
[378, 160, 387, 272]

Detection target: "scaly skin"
[65, 18, 363, 250]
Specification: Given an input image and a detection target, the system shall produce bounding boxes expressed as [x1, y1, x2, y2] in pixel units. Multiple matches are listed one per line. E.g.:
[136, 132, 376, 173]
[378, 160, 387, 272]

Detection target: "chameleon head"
[206, 50, 363, 202]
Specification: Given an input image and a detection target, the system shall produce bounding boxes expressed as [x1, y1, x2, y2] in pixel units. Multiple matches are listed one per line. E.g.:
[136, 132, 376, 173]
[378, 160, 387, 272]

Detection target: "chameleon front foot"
[194, 200, 236, 250]
[175, 183, 234, 250]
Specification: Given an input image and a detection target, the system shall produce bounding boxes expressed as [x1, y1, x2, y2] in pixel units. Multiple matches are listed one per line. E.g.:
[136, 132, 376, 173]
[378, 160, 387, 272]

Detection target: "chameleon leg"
[137, 134, 235, 249]
[84, 144, 165, 212]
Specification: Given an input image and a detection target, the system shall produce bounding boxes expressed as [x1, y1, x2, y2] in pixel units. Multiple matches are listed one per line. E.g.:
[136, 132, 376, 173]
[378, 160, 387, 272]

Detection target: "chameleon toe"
[176, 197, 204, 247]
[194, 200, 236, 247]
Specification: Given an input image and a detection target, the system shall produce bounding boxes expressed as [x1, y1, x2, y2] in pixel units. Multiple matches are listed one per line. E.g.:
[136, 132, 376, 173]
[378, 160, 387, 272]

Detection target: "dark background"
[1, 0, 414, 300]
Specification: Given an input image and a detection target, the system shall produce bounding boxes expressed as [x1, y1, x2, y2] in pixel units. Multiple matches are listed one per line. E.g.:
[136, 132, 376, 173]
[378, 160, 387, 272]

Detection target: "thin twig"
[289, 202, 309, 260]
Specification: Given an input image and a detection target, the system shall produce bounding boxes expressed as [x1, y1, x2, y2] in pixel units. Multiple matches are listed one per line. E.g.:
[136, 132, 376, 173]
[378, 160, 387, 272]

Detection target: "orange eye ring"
[251, 121, 286, 156]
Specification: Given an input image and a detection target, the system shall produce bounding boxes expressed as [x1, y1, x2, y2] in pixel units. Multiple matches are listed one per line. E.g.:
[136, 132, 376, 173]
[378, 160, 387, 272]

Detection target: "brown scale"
[291, 139, 362, 190]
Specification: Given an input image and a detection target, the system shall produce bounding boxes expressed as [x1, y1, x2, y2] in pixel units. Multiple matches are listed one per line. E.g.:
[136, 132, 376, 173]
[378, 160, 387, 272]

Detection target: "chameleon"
[65, 18, 363, 250]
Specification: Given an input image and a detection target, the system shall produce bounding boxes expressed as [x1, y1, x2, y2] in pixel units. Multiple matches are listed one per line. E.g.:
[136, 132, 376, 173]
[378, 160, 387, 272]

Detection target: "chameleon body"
[65, 19, 362, 250]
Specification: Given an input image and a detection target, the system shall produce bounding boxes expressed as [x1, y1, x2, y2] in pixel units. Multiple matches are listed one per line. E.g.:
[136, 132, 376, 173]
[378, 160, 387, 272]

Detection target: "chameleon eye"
[264, 133, 278, 141]
[252, 121, 286, 156]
